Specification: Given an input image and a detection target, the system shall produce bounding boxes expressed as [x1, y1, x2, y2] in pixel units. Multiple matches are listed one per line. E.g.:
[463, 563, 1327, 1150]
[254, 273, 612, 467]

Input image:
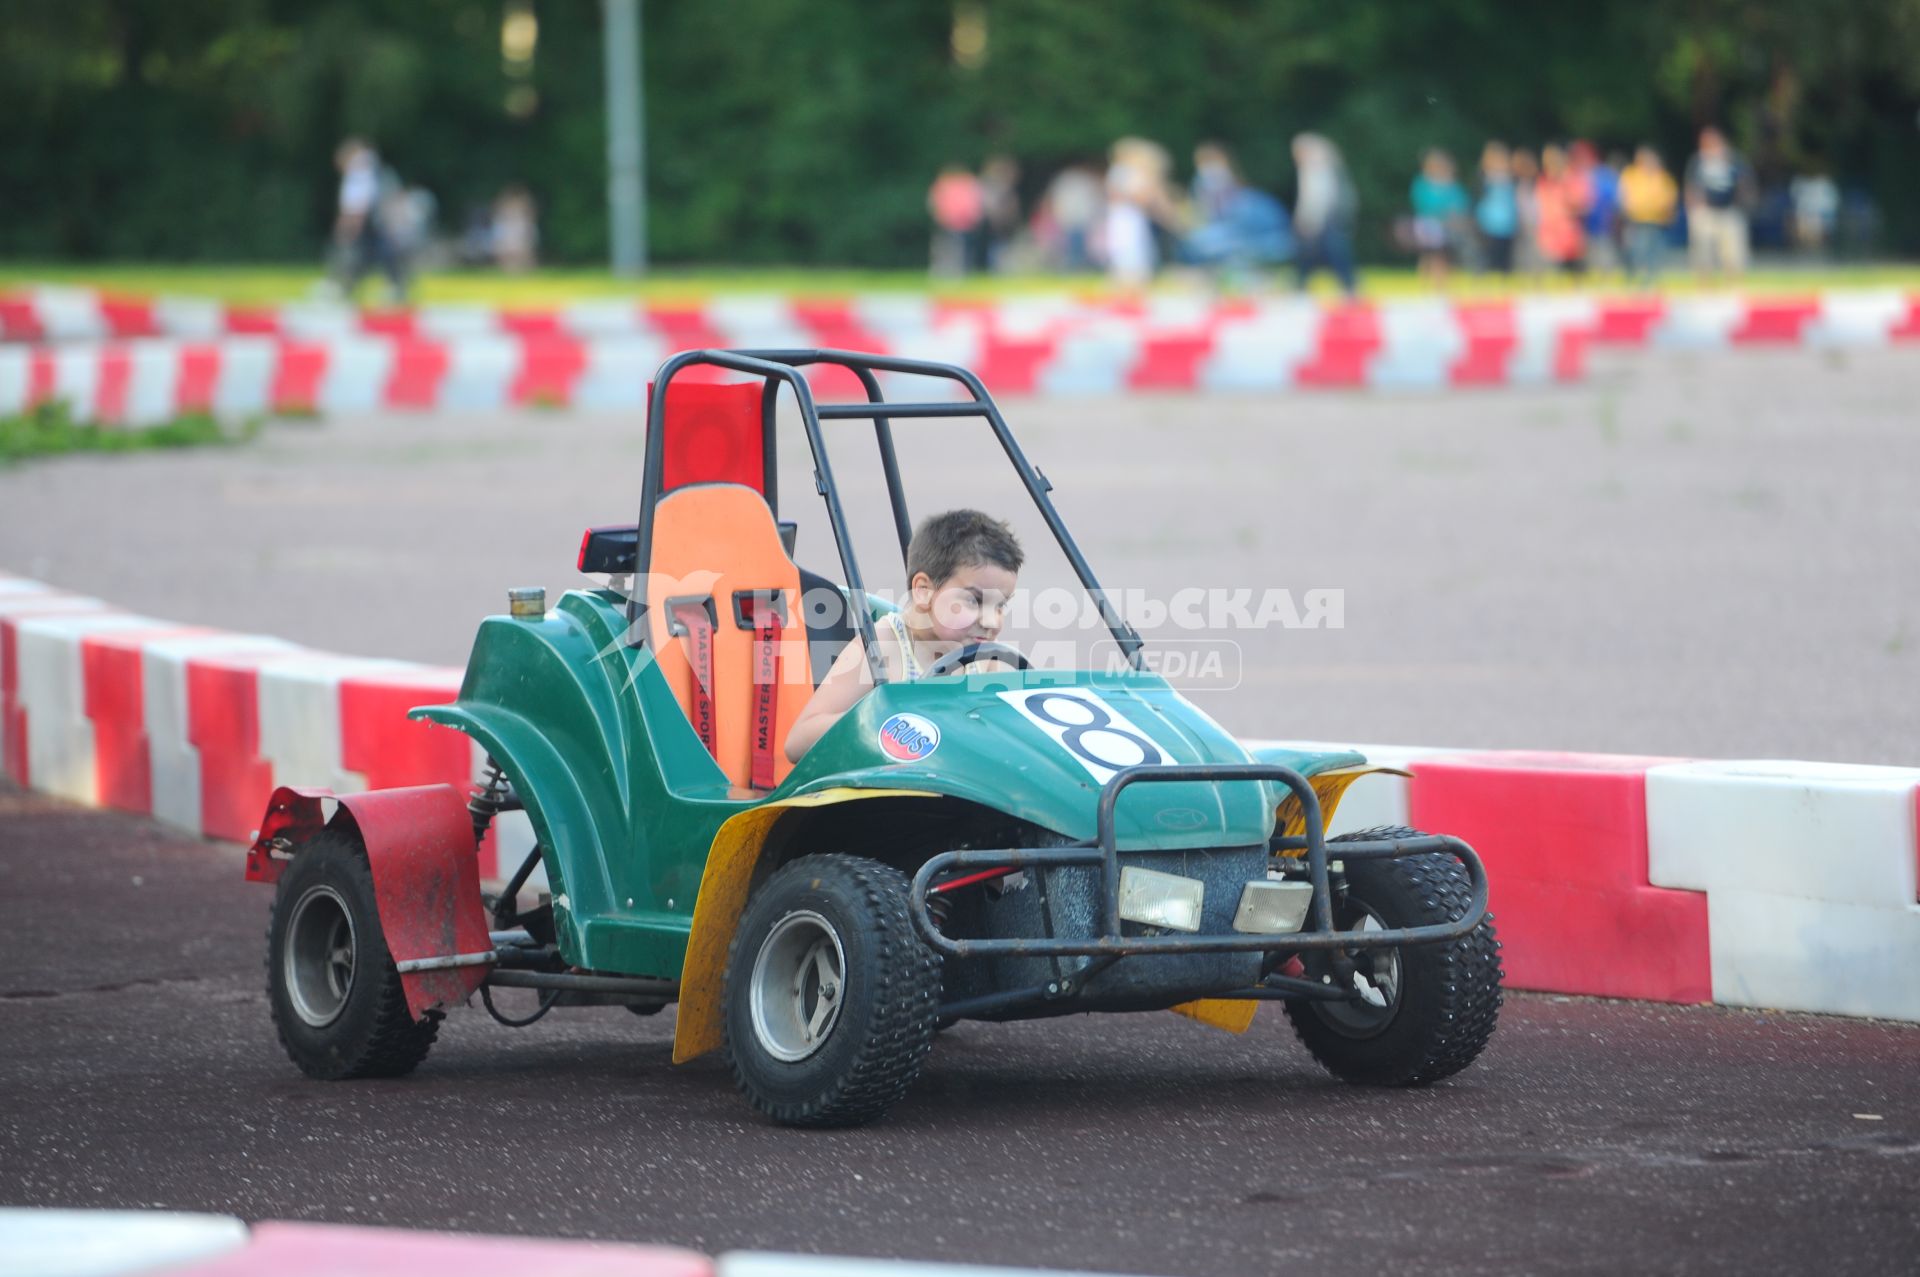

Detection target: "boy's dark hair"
[907, 509, 1023, 584]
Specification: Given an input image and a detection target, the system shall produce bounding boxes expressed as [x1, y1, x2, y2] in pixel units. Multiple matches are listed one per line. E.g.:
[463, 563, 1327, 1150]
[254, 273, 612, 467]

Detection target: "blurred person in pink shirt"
[928, 166, 984, 277]
[1533, 145, 1591, 277]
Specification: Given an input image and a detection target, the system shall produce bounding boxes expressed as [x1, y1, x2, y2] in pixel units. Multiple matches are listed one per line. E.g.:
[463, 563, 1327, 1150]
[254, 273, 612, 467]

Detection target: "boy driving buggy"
[785, 509, 1023, 761]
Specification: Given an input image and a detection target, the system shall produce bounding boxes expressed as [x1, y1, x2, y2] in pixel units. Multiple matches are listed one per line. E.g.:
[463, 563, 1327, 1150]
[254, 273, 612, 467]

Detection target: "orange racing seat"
[645, 483, 815, 790]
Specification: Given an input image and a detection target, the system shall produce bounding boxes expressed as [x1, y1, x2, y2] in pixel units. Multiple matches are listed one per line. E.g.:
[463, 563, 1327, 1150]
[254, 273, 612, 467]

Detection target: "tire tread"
[266, 833, 441, 1080]
[1284, 825, 1503, 1086]
[723, 853, 940, 1127]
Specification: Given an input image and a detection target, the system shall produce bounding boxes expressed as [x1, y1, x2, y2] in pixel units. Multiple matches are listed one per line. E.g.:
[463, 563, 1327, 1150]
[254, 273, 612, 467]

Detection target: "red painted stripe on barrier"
[1731, 297, 1821, 344]
[26, 349, 56, 409]
[385, 338, 450, 408]
[99, 296, 158, 339]
[643, 304, 723, 350]
[0, 295, 45, 342]
[791, 300, 889, 399]
[337, 670, 491, 874]
[975, 334, 1054, 395]
[225, 306, 282, 336]
[1408, 750, 1711, 1003]
[1590, 297, 1666, 344]
[360, 309, 417, 340]
[500, 308, 563, 338]
[1450, 303, 1517, 386]
[1890, 299, 1920, 342]
[271, 341, 330, 412]
[1129, 333, 1213, 389]
[1554, 327, 1589, 382]
[95, 344, 133, 423]
[80, 626, 210, 815]
[0, 618, 23, 785]
[188, 1221, 714, 1277]
[512, 334, 589, 406]
[1295, 304, 1381, 387]
[185, 652, 279, 842]
[175, 343, 223, 413]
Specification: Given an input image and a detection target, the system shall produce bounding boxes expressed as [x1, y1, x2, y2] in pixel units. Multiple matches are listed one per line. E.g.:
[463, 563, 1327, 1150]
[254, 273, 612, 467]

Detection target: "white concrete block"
[123, 340, 183, 426]
[1647, 758, 1920, 1021]
[573, 336, 668, 410]
[560, 299, 646, 337]
[1804, 289, 1908, 349]
[316, 337, 396, 414]
[438, 336, 520, 411]
[255, 654, 414, 794]
[0, 346, 30, 415]
[0, 1207, 249, 1277]
[49, 347, 104, 422]
[152, 295, 228, 340]
[1651, 294, 1744, 349]
[1035, 326, 1139, 395]
[212, 337, 278, 419]
[15, 613, 166, 803]
[141, 632, 300, 834]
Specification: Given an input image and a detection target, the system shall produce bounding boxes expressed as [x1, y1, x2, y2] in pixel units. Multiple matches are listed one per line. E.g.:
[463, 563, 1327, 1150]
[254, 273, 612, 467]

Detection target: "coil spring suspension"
[925, 891, 953, 934]
[469, 758, 512, 844]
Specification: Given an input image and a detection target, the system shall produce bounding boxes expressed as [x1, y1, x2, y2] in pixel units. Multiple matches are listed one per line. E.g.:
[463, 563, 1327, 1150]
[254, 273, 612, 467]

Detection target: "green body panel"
[1245, 742, 1367, 779]
[413, 589, 1368, 978]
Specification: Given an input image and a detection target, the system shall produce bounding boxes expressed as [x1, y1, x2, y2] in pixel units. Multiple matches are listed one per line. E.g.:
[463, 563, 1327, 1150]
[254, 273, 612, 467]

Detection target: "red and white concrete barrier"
[0, 317, 1583, 428]
[6, 284, 1919, 353]
[1251, 739, 1917, 1019]
[4, 570, 1913, 1023]
[0, 1207, 1137, 1277]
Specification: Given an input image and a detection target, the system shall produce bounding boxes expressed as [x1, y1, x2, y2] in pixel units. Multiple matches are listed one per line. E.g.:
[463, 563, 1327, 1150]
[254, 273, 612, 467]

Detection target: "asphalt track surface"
[1, 785, 1918, 1273]
[2, 348, 1917, 763]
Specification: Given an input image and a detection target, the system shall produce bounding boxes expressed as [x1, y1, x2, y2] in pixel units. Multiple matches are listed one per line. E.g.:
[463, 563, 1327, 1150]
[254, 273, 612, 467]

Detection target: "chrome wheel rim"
[285, 884, 356, 1028]
[748, 910, 846, 1063]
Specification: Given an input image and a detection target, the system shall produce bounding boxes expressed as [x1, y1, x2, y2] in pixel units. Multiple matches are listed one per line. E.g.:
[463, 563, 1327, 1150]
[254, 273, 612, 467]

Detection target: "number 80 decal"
[997, 688, 1166, 782]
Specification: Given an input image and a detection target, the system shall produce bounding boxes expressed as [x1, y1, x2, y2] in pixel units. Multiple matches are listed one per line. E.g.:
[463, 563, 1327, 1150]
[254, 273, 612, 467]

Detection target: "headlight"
[1232, 879, 1314, 934]
[1118, 866, 1205, 933]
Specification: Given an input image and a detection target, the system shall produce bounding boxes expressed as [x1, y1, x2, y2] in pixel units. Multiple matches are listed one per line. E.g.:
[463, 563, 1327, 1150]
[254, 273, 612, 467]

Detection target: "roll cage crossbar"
[629, 349, 1145, 682]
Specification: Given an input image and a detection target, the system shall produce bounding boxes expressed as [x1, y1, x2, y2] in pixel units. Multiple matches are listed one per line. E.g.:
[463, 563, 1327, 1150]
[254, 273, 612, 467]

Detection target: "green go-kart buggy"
[246, 349, 1502, 1127]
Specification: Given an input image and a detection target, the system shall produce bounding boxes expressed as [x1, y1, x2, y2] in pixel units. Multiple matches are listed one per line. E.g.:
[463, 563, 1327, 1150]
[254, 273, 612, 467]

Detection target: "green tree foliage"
[2, 0, 1917, 265]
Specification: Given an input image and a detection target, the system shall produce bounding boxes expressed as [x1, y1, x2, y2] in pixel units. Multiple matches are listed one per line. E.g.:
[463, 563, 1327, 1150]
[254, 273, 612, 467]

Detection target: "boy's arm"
[784, 635, 876, 763]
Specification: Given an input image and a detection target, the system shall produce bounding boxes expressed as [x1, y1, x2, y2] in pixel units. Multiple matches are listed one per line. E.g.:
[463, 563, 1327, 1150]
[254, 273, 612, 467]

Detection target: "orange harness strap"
[734, 590, 788, 791]
[665, 597, 718, 757]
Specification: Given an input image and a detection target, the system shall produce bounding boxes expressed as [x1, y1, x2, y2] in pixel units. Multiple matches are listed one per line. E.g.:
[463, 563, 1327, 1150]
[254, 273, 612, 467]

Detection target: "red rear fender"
[248, 784, 493, 1020]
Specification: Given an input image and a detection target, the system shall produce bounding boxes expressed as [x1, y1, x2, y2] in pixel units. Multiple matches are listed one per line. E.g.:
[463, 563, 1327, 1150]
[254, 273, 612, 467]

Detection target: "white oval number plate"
[996, 687, 1166, 783]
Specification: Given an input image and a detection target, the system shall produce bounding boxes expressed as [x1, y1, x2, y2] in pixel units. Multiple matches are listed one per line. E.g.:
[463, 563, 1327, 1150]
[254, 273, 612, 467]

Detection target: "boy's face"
[913, 562, 1018, 644]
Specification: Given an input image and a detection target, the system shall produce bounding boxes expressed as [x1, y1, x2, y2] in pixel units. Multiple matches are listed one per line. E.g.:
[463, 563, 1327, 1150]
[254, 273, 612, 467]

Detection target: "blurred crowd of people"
[1398, 127, 1797, 289]
[928, 138, 1336, 297]
[327, 138, 540, 303]
[928, 125, 1866, 295]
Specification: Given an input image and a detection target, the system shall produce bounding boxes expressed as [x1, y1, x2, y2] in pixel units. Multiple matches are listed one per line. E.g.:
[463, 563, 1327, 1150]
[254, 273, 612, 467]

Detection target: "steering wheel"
[926, 642, 1033, 677]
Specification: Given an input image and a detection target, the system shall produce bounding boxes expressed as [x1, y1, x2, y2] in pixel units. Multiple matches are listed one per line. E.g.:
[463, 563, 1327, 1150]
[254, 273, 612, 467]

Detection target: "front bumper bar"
[907, 762, 1489, 960]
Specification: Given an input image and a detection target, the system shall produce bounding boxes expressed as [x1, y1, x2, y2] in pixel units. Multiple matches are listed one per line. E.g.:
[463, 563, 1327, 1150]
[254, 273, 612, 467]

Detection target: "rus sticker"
[877, 712, 941, 762]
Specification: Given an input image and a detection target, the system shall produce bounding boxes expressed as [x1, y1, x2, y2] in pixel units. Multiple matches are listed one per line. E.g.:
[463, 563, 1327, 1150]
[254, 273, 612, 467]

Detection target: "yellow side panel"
[1171, 998, 1259, 1033]
[671, 787, 939, 1064]
[1274, 765, 1412, 845]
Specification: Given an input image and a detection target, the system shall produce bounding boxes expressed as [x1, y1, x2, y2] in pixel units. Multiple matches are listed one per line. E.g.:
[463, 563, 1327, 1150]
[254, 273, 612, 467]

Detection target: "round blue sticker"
[877, 712, 940, 762]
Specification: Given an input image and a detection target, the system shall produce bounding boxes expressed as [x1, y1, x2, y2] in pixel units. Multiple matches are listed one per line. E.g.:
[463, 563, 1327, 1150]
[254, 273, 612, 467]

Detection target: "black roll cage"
[630, 348, 1145, 682]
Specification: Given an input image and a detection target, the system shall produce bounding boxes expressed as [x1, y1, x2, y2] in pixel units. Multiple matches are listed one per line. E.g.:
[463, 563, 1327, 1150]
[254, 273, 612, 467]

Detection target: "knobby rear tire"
[266, 832, 441, 1080]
